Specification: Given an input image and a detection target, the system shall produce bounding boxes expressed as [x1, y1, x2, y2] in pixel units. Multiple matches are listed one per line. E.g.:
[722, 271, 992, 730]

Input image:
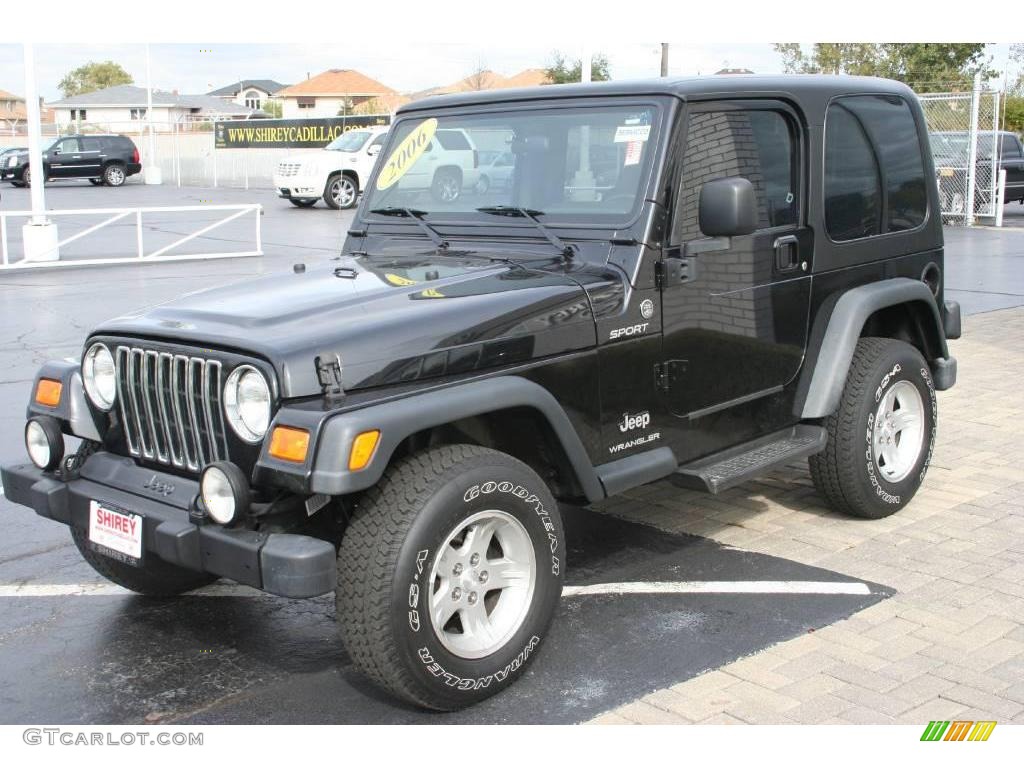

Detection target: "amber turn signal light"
[34, 378, 63, 407]
[268, 426, 310, 463]
[348, 430, 380, 471]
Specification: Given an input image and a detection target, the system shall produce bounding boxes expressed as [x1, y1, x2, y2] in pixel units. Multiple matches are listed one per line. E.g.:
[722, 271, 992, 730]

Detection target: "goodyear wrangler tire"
[336, 444, 565, 711]
[70, 527, 216, 596]
[809, 337, 936, 519]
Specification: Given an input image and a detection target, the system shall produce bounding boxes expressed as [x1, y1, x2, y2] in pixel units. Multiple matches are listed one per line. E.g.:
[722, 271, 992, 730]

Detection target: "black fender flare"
[799, 278, 950, 419]
[307, 375, 605, 501]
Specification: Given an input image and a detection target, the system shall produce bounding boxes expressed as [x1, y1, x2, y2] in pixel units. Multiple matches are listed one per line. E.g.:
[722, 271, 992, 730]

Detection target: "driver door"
[660, 101, 813, 463]
[48, 137, 82, 178]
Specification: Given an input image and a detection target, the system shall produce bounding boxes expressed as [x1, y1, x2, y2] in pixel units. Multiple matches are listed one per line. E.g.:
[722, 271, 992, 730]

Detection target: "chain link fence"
[918, 89, 1001, 225]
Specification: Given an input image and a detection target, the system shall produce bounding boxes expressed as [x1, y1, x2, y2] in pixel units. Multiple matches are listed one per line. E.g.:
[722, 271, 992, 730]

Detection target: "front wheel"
[809, 337, 936, 519]
[71, 527, 216, 596]
[324, 174, 357, 209]
[431, 168, 462, 203]
[336, 444, 564, 710]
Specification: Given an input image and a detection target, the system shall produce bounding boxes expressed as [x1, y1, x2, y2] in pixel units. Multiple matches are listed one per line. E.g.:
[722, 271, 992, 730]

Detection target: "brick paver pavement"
[590, 307, 1024, 725]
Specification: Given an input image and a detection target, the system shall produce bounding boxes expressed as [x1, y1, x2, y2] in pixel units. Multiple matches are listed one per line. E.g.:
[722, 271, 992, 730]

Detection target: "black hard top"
[398, 74, 918, 118]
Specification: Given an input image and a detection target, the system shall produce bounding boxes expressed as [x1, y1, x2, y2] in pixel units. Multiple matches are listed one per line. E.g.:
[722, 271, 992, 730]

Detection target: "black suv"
[1, 134, 141, 187]
[930, 129, 1024, 211]
[2, 75, 960, 711]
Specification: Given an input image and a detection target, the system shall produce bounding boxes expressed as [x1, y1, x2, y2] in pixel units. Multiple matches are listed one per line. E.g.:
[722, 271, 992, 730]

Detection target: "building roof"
[275, 70, 395, 98]
[46, 85, 264, 116]
[0, 88, 25, 102]
[208, 80, 289, 97]
[499, 68, 551, 88]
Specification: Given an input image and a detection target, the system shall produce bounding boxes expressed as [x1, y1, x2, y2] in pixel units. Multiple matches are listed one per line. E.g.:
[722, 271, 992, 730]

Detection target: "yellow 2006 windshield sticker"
[376, 118, 438, 190]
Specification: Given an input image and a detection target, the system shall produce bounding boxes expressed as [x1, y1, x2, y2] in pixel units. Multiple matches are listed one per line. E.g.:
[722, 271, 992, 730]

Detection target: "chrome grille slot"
[116, 346, 228, 472]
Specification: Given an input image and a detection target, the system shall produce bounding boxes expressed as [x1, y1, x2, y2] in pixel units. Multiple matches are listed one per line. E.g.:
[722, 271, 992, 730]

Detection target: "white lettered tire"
[336, 444, 564, 710]
[810, 337, 937, 519]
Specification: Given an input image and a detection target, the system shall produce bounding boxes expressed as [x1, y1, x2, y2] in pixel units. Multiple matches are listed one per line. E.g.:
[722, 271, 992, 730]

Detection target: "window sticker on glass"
[624, 140, 643, 166]
[614, 124, 651, 143]
[376, 118, 438, 190]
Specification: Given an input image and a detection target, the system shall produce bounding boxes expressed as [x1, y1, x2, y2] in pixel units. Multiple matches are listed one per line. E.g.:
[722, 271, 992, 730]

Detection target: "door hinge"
[655, 360, 686, 392]
[655, 257, 696, 288]
[314, 353, 345, 399]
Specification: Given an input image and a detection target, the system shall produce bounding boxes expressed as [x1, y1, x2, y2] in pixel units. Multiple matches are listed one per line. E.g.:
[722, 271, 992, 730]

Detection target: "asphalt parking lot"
[0, 182, 1021, 724]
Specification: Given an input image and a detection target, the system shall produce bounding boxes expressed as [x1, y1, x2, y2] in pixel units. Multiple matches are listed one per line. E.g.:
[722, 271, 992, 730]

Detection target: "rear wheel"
[810, 337, 936, 519]
[71, 527, 216, 596]
[336, 444, 564, 710]
[103, 164, 126, 187]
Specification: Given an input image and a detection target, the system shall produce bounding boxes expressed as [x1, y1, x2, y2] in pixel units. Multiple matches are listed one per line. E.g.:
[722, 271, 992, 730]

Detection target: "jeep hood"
[93, 251, 600, 398]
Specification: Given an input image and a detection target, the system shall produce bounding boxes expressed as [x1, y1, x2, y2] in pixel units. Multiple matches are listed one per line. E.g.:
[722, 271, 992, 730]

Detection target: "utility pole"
[660, 43, 669, 77]
[21, 42, 59, 262]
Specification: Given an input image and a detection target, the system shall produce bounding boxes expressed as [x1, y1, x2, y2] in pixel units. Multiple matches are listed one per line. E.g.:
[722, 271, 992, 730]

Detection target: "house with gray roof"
[207, 80, 289, 111]
[47, 85, 267, 129]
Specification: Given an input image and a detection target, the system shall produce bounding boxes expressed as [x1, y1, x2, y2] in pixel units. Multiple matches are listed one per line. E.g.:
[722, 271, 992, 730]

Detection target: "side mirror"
[367, 145, 381, 157]
[698, 177, 757, 237]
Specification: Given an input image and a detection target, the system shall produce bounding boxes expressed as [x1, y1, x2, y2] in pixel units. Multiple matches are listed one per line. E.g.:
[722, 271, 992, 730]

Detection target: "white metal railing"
[0, 204, 262, 269]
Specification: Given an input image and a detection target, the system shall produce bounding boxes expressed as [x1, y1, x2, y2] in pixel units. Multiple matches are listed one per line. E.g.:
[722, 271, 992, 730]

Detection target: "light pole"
[21, 42, 59, 262]
[660, 43, 669, 77]
[144, 44, 162, 184]
[570, 45, 596, 201]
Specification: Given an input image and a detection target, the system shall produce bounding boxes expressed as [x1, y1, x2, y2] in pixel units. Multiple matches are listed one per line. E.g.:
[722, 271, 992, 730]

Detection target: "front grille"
[276, 162, 301, 178]
[115, 346, 229, 472]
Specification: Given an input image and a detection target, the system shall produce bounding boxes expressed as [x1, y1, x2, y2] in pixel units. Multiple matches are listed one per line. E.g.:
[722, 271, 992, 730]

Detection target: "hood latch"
[314, 353, 345, 400]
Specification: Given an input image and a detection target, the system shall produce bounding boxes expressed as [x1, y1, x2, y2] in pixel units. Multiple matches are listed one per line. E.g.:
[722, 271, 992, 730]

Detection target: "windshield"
[326, 130, 372, 152]
[363, 103, 660, 226]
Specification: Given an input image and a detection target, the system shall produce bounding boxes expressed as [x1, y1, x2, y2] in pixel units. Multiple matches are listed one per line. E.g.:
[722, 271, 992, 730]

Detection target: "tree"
[543, 51, 611, 84]
[58, 61, 133, 97]
[773, 43, 997, 92]
[463, 60, 496, 91]
[262, 99, 283, 118]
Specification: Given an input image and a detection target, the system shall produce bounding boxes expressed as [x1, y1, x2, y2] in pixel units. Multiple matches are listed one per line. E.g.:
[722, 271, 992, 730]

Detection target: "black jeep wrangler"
[2, 75, 960, 711]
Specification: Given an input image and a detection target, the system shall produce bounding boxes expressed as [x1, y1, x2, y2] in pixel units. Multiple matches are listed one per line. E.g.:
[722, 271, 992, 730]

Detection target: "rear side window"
[80, 137, 100, 151]
[825, 95, 927, 241]
[1001, 134, 1022, 159]
[434, 130, 471, 151]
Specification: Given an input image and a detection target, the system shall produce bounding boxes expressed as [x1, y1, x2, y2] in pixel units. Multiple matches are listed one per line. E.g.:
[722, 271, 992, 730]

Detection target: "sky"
[0, 43, 1017, 102]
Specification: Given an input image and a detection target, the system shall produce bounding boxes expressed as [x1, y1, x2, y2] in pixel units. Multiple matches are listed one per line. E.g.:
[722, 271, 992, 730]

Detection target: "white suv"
[392, 128, 480, 202]
[274, 126, 389, 209]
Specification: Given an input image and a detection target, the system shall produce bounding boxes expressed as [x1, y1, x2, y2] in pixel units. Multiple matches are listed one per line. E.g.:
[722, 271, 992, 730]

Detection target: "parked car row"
[929, 129, 1024, 213]
[1, 134, 142, 187]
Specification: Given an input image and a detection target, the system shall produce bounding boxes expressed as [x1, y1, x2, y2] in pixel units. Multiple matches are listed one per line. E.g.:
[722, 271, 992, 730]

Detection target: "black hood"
[93, 250, 603, 398]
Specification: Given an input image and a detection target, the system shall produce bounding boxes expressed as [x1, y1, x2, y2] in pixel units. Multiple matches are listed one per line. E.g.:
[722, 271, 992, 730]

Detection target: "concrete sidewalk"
[591, 306, 1024, 725]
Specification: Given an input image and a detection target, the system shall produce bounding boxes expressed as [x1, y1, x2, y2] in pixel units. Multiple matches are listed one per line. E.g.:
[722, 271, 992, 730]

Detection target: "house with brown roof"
[274, 70, 397, 118]
[0, 90, 55, 132]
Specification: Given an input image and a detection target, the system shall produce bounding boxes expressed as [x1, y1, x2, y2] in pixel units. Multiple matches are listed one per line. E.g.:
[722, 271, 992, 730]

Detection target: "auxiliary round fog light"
[200, 462, 250, 525]
[25, 417, 64, 471]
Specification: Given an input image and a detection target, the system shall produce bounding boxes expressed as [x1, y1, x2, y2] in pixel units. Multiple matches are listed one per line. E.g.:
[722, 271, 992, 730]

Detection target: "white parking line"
[0, 580, 873, 598]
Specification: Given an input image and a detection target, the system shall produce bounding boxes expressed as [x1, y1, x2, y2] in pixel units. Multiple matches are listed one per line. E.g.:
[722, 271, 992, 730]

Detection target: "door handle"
[773, 234, 800, 271]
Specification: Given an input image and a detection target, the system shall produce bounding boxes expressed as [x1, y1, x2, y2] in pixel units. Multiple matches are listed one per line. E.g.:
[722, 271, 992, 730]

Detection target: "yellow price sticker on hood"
[376, 118, 438, 190]
[384, 273, 418, 286]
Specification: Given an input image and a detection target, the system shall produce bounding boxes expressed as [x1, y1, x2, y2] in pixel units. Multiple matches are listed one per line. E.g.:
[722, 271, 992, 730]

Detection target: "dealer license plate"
[88, 501, 143, 565]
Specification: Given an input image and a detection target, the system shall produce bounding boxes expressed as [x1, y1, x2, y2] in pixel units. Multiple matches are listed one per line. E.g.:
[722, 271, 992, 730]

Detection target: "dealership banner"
[214, 115, 391, 149]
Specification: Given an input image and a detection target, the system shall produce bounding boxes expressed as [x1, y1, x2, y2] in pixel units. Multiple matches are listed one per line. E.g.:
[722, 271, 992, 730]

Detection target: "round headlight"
[26, 417, 64, 471]
[224, 365, 271, 443]
[200, 462, 250, 525]
[82, 343, 116, 410]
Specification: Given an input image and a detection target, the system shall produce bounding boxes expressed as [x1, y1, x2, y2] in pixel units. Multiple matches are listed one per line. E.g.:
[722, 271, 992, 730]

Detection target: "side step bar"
[672, 425, 828, 494]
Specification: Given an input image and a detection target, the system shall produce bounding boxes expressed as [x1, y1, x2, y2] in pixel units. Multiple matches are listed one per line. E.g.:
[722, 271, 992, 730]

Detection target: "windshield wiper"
[369, 207, 449, 250]
[475, 206, 574, 261]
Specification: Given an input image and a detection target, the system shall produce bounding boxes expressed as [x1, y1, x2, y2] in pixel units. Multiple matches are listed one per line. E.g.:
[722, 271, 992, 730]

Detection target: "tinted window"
[80, 137, 100, 151]
[825, 96, 927, 240]
[673, 109, 798, 243]
[434, 130, 472, 151]
[57, 138, 80, 153]
[1001, 134, 1021, 159]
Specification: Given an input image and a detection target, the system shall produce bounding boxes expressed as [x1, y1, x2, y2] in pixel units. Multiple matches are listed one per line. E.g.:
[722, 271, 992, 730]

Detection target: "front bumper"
[1, 453, 336, 598]
[273, 176, 321, 200]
